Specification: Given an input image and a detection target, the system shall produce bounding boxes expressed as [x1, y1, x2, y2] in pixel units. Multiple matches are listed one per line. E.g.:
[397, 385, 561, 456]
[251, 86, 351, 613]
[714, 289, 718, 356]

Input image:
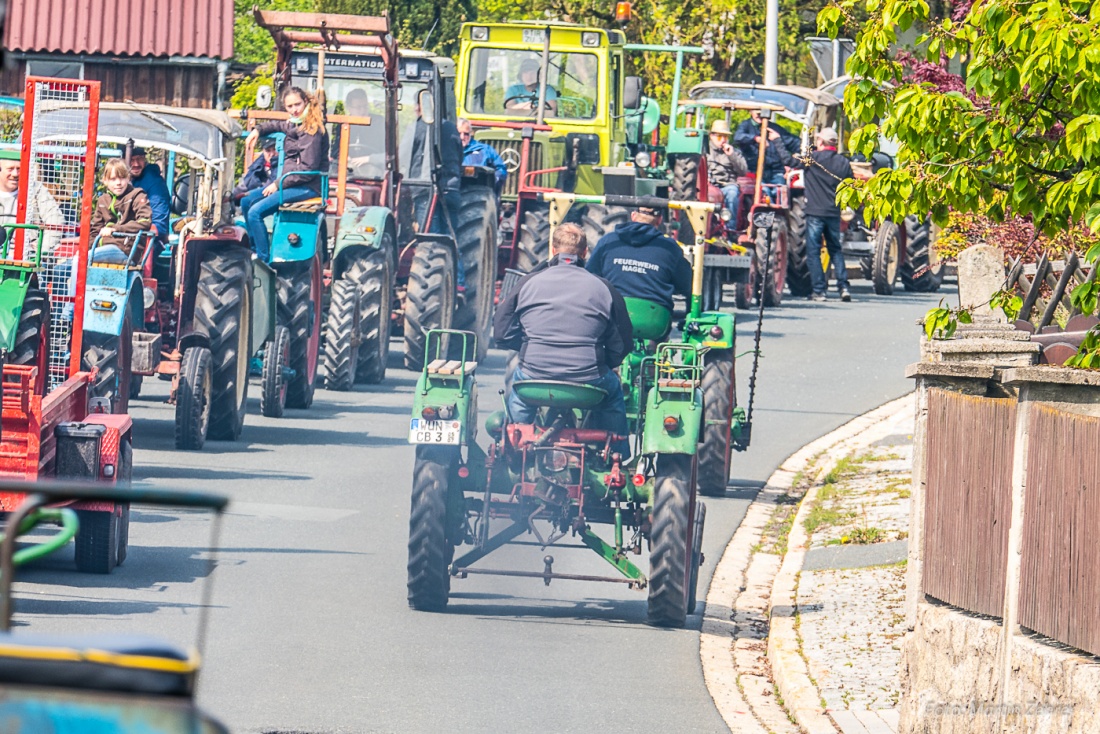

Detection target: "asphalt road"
[12, 279, 953, 734]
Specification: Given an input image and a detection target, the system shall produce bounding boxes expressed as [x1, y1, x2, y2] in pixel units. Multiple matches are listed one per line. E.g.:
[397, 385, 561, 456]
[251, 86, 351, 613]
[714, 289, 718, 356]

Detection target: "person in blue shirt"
[232, 136, 278, 201]
[457, 118, 508, 195]
[504, 58, 558, 116]
[129, 147, 171, 243]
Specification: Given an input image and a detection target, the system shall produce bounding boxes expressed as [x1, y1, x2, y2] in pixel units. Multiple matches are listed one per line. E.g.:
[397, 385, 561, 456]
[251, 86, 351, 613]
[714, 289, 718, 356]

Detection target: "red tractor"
[0, 77, 134, 572]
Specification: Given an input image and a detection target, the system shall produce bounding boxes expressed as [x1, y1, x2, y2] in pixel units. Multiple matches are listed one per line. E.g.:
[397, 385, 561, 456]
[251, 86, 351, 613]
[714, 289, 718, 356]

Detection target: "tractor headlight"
[634, 151, 650, 168]
[470, 26, 489, 41]
[143, 286, 156, 310]
[582, 32, 601, 47]
[720, 208, 733, 222]
[538, 450, 570, 473]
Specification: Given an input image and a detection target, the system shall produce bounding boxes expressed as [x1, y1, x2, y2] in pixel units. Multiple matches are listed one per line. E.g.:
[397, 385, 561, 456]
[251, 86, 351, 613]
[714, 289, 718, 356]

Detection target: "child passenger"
[89, 158, 153, 263]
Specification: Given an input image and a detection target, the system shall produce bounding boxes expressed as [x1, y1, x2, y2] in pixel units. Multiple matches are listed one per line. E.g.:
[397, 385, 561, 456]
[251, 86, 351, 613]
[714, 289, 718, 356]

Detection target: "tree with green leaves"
[317, 0, 478, 55]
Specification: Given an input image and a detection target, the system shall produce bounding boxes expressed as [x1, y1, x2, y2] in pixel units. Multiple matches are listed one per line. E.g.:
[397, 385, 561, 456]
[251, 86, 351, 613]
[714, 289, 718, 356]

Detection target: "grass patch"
[804, 504, 849, 534]
[848, 526, 885, 544]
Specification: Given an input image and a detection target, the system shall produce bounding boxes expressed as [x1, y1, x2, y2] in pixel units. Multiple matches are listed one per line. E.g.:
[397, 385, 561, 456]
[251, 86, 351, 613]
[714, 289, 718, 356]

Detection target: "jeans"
[240, 185, 316, 261]
[805, 214, 847, 295]
[507, 365, 631, 459]
[763, 170, 787, 186]
[720, 184, 742, 228]
[90, 244, 128, 265]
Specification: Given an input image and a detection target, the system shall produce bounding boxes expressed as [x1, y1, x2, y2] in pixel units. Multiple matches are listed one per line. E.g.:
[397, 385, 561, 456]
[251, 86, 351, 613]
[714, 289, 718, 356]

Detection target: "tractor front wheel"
[278, 257, 322, 409]
[352, 245, 393, 384]
[261, 325, 291, 417]
[687, 502, 707, 613]
[321, 279, 361, 392]
[407, 445, 456, 611]
[670, 154, 701, 202]
[872, 220, 901, 295]
[757, 217, 788, 307]
[698, 349, 735, 497]
[82, 307, 134, 414]
[195, 247, 252, 440]
[785, 197, 812, 298]
[648, 453, 696, 627]
[404, 241, 456, 371]
[175, 346, 213, 450]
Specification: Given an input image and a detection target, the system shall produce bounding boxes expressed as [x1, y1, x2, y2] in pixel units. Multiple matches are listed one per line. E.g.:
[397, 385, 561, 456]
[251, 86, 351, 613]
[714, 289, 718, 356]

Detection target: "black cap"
[131, 146, 147, 157]
[260, 137, 277, 150]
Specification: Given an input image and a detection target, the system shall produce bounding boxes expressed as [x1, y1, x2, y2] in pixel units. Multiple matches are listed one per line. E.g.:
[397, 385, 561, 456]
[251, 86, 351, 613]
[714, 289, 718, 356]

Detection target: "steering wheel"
[504, 94, 554, 112]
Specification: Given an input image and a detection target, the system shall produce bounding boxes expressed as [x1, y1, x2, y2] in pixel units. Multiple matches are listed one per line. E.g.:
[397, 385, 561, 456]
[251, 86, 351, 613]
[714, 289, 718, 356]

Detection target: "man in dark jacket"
[129, 147, 171, 243]
[495, 223, 633, 456]
[734, 110, 801, 186]
[798, 127, 854, 302]
[586, 207, 693, 313]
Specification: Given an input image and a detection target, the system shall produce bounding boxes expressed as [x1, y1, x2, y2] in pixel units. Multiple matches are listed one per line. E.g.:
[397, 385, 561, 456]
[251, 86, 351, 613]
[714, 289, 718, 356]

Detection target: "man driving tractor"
[494, 223, 633, 457]
[505, 58, 558, 115]
[734, 109, 801, 185]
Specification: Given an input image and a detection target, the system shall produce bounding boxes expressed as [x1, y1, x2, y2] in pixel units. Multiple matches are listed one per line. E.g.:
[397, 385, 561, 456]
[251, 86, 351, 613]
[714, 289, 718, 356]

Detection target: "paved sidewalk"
[793, 405, 914, 733]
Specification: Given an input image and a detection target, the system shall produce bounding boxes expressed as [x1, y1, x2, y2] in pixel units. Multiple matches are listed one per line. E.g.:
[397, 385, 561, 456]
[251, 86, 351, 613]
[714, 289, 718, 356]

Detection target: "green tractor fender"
[410, 329, 480, 446]
[332, 205, 397, 278]
[683, 310, 735, 350]
[640, 384, 703, 455]
[0, 275, 34, 352]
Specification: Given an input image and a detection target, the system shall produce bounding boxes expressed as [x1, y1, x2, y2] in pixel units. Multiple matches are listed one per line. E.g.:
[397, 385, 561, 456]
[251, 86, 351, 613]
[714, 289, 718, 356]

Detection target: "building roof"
[5, 0, 234, 59]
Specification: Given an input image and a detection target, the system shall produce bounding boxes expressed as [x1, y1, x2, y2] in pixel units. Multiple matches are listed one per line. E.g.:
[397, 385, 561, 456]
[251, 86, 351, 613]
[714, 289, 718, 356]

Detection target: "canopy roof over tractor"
[687, 82, 840, 128]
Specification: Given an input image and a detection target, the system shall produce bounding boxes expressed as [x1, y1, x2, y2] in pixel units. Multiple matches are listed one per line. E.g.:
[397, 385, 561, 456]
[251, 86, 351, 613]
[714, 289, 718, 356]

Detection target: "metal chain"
[746, 220, 774, 432]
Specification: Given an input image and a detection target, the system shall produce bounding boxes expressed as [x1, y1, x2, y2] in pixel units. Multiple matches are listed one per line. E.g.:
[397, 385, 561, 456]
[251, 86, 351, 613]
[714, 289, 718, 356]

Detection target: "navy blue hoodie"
[586, 222, 693, 312]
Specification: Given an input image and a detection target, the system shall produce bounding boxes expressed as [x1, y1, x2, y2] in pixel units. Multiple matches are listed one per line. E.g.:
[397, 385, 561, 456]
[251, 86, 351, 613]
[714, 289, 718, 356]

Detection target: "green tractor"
[405, 197, 763, 627]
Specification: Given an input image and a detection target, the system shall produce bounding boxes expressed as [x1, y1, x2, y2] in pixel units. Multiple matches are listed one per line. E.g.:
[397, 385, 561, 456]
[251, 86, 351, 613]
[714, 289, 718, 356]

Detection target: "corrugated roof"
[5, 0, 234, 59]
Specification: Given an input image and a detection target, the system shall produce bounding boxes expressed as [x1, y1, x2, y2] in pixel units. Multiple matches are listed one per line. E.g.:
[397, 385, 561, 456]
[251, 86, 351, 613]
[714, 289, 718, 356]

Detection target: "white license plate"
[409, 419, 462, 445]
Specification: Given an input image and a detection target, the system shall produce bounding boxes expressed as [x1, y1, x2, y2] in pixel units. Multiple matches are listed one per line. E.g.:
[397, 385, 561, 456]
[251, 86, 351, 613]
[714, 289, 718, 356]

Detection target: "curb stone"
[701, 394, 915, 733]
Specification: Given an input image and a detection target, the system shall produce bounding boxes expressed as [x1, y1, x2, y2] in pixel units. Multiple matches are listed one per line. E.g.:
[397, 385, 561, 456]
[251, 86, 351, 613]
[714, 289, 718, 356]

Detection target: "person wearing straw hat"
[707, 119, 749, 228]
[0, 148, 64, 254]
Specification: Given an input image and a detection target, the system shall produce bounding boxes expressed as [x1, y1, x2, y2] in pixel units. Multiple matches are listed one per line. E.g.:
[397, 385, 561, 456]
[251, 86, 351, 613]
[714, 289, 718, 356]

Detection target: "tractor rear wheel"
[116, 439, 132, 566]
[196, 248, 252, 440]
[581, 204, 630, 254]
[687, 501, 707, 613]
[82, 307, 134, 414]
[756, 217, 788, 307]
[321, 279, 361, 392]
[129, 375, 143, 401]
[74, 509, 119, 574]
[407, 445, 456, 611]
[12, 289, 49, 395]
[175, 346, 213, 450]
[278, 257, 322, 409]
[872, 220, 901, 295]
[404, 240, 456, 371]
[515, 204, 550, 274]
[261, 325, 291, 417]
[734, 266, 754, 310]
[670, 154, 700, 202]
[698, 349, 735, 497]
[453, 185, 498, 363]
[702, 268, 724, 312]
[900, 216, 944, 293]
[648, 453, 695, 627]
[785, 197, 813, 298]
[351, 245, 393, 384]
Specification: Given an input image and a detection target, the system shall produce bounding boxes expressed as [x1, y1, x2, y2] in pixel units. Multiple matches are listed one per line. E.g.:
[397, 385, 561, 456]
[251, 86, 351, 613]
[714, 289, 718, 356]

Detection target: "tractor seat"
[623, 297, 672, 342]
[279, 198, 326, 213]
[0, 632, 197, 697]
[513, 380, 607, 409]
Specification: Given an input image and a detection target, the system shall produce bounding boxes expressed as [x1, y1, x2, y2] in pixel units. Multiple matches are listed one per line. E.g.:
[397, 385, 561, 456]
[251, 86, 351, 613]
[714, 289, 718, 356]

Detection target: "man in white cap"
[706, 119, 748, 227]
[800, 127, 854, 302]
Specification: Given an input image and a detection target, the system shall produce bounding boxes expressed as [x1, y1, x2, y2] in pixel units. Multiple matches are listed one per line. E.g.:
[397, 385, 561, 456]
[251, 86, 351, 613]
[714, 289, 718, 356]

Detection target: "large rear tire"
[12, 289, 48, 396]
[581, 204, 630, 255]
[175, 346, 212, 450]
[756, 217, 788, 307]
[515, 204, 550, 274]
[74, 509, 118, 574]
[261, 325, 291, 417]
[407, 445, 456, 612]
[82, 308, 133, 414]
[698, 349, 734, 497]
[648, 453, 695, 628]
[352, 246, 393, 384]
[785, 197, 812, 298]
[900, 216, 943, 293]
[453, 185, 498, 363]
[278, 258, 321, 409]
[195, 248, 252, 441]
[670, 154, 700, 202]
[404, 241, 456, 371]
[321, 279, 361, 392]
[872, 220, 901, 296]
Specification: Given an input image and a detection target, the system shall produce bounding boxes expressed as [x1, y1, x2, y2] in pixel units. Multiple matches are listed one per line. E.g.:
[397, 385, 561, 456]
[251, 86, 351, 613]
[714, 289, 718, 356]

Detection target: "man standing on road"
[494, 222, 633, 457]
[734, 109, 801, 186]
[130, 147, 171, 244]
[799, 127, 854, 302]
[586, 206, 693, 315]
[706, 120, 748, 228]
[457, 118, 507, 196]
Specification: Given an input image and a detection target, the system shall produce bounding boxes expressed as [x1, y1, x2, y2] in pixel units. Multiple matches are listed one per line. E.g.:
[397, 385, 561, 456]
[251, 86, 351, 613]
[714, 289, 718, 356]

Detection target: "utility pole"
[764, 0, 778, 84]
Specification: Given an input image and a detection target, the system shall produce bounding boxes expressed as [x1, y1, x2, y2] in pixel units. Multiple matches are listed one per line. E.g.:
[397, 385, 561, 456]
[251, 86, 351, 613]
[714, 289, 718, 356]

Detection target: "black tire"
[670, 154, 700, 202]
[261, 325, 291, 417]
[74, 509, 118, 574]
[786, 196, 812, 297]
[321, 280, 361, 392]
[82, 308, 133, 414]
[194, 248, 251, 441]
[859, 256, 873, 282]
[580, 204, 630, 255]
[756, 217, 788, 307]
[687, 502, 706, 613]
[872, 220, 901, 295]
[278, 260, 321, 409]
[648, 453, 695, 627]
[515, 204, 550, 274]
[453, 185, 498, 363]
[350, 246, 393, 384]
[698, 349, 734, 497]
[407, 445, 456, 611]
[900, 216, 943, 293]
[404, 240, 456, 371]
[734, 268, 754, 310]
[129, 374, 143, 401]
[116, 439, 132, 566]
[175, 346, 212, 451]
[702, 268, 723, 312]
[12, 289, 48, 395]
